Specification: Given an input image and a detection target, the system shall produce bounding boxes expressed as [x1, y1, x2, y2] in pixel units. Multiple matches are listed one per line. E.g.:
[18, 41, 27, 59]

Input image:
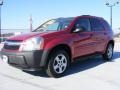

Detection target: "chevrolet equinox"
[0, 15, 114, 78]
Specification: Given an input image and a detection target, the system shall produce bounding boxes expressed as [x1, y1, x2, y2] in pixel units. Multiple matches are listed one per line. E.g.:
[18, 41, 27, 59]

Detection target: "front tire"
[103, 44, 114, 61]
[46, 50, 69, 78]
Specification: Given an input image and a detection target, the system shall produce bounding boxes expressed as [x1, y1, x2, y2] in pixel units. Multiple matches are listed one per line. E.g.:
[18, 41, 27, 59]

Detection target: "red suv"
[0, 15, 114, 77]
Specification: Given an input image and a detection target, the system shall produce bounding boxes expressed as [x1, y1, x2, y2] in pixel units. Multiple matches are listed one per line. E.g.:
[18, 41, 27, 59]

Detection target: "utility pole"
[106, 1, 119, 28]
[30, 15, 33, 32]
[0, 0, 3, 42]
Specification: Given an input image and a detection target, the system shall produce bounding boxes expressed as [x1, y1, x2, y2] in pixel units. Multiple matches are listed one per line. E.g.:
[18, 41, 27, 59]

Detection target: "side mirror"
[73, 26, 85, 33]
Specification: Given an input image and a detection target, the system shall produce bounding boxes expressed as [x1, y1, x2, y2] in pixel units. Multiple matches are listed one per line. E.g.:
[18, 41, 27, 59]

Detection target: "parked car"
[0, 37, 7, 50]
[0, 15, 114, 77]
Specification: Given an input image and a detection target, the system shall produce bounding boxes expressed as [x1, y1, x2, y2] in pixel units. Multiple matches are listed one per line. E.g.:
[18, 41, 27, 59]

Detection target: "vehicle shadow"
[65, 51, 120, 77]
[112, 51, 120, 61]
[24, 51, 120, 78]
[65, 56, 104, 77]
[23, 70, 49, 78]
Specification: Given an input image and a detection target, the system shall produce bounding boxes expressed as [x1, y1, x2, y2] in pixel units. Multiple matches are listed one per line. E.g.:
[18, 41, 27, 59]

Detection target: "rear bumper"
[0, 50, 49, 71]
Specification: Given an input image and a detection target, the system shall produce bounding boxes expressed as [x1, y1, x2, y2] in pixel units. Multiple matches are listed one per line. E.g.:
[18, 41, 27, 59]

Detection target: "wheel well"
[46, 44, 72, 66]
[108, 40, 114, 47]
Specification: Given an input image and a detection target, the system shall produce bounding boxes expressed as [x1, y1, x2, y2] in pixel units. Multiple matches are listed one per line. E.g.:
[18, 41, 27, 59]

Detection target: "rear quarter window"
[100, 20, 112, 31]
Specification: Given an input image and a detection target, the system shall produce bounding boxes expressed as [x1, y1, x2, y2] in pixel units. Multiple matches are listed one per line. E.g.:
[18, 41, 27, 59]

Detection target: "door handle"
[90, 34, 93, 37]
[104, 33, 107, 35]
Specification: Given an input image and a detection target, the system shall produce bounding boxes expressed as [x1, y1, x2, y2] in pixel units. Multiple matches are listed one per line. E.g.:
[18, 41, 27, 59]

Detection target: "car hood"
[8, 31, 54, 41]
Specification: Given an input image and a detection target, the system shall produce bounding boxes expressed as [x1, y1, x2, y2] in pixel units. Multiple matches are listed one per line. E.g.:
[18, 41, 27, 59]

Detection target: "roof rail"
[81, 15, 91, 16]
[81, 15, 103, 19]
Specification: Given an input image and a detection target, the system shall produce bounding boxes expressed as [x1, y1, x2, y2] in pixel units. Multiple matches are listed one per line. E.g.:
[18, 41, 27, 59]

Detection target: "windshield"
[34, 18, 74, 32]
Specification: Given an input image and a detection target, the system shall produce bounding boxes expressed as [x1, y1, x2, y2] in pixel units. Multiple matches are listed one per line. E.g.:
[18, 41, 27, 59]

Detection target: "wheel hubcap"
[53, 54, 67, 74]
[107, 45, 113, 59]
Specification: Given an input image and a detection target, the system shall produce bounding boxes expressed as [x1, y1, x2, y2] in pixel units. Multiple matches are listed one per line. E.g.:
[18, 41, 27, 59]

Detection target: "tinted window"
[75, 18, 91, 31]
[101, 20, 112, 31]
[90, 18, 104, 31]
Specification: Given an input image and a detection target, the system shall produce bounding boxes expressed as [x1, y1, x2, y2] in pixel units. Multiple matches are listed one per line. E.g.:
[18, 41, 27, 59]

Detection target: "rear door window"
[90, 18, 104, 31]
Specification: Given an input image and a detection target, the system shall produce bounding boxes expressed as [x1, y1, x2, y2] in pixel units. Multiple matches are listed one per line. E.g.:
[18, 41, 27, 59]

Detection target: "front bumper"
[0, 50, 46, 71]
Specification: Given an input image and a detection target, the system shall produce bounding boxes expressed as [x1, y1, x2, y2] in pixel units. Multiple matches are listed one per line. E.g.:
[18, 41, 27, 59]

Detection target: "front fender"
[39, 36, 74, 67]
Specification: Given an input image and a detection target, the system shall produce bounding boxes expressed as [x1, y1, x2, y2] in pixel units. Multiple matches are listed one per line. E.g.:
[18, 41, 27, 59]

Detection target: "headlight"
[19, 37, 44, 51]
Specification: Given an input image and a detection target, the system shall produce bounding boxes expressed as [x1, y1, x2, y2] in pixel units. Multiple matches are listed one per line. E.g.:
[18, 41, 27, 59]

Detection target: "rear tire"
[45, 50, 69, 78]
[103, 43, 114, 61]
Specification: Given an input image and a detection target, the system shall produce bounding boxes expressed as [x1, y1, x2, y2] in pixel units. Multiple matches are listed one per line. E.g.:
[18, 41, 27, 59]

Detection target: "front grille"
[4, 45, 20, 50]
[6, 40, 22, 42]
[3, 40, 22, 50]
